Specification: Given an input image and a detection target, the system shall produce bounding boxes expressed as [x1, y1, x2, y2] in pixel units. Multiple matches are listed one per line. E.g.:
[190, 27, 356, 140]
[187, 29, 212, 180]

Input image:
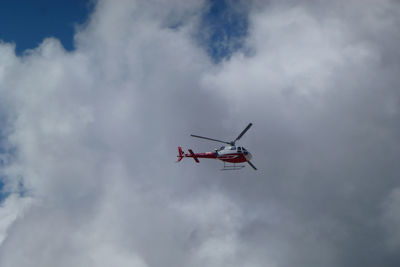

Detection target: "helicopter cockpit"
[217, 146, 248, 154]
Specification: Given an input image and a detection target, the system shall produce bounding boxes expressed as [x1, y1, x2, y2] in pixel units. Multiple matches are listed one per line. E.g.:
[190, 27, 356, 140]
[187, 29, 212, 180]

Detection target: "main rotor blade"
[247, 160, 257, 170]
[190, 134, 231, 145]
[234, 123, 253, 143]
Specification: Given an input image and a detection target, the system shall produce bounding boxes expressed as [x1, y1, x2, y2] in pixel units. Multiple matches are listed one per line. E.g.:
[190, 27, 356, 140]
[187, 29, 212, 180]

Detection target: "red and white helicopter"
[177, 123, 257, 170]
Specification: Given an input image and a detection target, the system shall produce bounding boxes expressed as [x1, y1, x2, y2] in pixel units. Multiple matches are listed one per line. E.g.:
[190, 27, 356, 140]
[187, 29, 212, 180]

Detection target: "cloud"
[0, 194, 33, 245]
[382, 188, 400, 249]
[0, 0, 400, 266]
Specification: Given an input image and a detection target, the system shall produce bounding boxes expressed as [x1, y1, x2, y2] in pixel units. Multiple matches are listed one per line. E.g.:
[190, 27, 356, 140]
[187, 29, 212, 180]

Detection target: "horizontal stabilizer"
[188, 149, 200, 163]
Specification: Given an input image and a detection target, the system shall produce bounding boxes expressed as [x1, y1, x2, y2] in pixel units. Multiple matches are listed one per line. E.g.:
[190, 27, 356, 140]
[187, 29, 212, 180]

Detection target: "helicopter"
[177, 123, 257, 170]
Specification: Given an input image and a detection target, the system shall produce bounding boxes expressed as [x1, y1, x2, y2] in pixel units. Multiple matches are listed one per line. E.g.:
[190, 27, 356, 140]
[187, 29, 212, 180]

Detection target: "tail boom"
[177, 147, 217, 163]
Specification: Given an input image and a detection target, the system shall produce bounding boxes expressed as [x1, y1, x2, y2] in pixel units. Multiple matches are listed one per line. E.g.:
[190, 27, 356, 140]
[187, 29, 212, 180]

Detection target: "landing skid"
[221, 162, 245, 171]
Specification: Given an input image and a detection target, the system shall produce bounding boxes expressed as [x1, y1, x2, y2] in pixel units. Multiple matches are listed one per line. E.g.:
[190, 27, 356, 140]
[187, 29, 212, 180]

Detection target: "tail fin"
[177, 146, 184, 162]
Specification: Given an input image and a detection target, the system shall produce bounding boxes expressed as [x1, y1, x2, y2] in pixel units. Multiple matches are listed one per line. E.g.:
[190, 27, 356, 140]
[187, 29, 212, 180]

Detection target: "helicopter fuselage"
[216, 146, 252, 163]
[178, 146, 252, 163]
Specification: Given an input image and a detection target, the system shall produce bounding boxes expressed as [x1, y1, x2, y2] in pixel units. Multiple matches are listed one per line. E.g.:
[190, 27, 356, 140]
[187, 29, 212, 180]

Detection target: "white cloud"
[0, 194, 33, 246]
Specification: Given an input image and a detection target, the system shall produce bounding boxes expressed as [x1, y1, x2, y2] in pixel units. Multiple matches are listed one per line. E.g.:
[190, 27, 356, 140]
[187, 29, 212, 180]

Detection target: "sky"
[0, 0, 93, 54]
[0, 0, 400, 266]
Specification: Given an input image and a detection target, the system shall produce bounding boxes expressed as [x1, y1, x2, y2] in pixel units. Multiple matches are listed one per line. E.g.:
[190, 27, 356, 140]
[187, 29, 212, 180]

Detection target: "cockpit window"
[230, 146, 236, 150]
[238, 147, 242, 151]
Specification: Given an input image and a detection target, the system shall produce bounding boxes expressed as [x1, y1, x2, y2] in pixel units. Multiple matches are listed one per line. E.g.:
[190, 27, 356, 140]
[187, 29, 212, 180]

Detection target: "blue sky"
[0, 0, 93, 54]
[200, 0, 248, 61]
